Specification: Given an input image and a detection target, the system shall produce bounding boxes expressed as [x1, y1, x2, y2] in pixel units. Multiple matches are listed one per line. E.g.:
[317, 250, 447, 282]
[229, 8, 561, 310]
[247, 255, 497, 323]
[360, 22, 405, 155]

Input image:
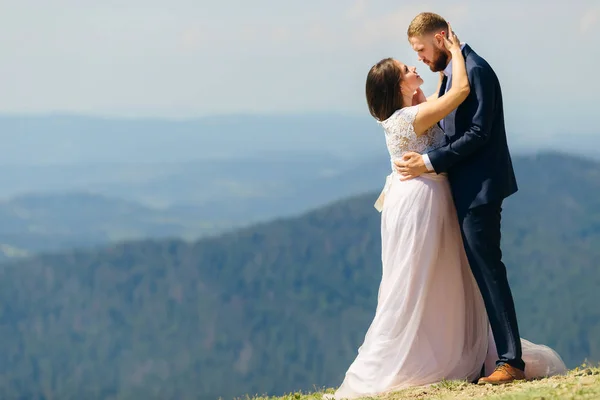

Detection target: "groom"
[395, 12, 526, 384]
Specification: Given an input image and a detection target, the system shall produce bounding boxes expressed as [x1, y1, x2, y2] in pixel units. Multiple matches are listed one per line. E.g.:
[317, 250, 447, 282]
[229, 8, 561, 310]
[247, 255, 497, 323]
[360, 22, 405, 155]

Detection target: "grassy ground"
[243, 365, 600, 400]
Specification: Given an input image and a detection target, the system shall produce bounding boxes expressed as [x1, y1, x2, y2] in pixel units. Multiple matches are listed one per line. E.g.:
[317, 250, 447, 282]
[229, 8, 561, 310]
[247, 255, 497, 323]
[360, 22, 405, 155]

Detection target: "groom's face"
[409, 34, 448, 72]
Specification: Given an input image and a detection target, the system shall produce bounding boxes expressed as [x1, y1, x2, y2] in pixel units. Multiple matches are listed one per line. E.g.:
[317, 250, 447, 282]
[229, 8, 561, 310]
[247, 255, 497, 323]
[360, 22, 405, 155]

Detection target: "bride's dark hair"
[366, 58, 404, 121]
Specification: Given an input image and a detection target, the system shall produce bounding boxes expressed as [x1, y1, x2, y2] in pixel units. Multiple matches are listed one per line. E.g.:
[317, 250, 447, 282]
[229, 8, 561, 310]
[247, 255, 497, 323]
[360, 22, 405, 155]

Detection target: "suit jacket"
[427, 44, 518, 215]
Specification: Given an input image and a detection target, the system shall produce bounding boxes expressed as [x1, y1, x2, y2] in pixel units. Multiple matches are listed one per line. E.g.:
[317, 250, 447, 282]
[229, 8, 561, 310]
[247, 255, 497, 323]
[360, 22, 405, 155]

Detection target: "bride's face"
[396, 60, 423, 92]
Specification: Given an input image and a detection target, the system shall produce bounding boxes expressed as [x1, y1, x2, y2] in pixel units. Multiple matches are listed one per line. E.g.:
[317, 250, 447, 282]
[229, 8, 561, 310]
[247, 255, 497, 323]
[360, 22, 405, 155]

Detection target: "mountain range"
[0, 152, 598, 399]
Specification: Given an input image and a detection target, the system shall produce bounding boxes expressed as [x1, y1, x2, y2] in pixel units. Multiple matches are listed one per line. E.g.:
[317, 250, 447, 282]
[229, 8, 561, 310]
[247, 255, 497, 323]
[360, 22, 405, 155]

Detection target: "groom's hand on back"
[394, 152, 428, 181]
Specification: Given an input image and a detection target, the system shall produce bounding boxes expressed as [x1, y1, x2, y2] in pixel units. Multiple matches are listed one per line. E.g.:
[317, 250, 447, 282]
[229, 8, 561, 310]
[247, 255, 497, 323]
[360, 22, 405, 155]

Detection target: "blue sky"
[1, 0, 598, 136]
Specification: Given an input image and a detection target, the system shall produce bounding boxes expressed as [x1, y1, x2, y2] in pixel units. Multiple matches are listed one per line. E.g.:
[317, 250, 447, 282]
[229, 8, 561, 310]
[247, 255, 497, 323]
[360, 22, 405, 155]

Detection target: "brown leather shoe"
[477, 364, 526, 385]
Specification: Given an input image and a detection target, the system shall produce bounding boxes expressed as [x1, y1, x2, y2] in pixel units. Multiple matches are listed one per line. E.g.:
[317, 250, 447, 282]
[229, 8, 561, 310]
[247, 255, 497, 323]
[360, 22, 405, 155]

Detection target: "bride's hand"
[412, 88, 427, 105]
[442, 22, 460, 52]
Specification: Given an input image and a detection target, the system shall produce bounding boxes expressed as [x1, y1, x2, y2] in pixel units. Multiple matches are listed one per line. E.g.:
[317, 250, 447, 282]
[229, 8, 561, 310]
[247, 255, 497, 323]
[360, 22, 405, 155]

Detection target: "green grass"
[240, 366, 600, 400]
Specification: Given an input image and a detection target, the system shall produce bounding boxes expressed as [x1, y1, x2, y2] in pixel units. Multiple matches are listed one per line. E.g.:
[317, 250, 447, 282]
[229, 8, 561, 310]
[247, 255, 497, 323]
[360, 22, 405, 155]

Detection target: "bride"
[328, 24, 567, 399]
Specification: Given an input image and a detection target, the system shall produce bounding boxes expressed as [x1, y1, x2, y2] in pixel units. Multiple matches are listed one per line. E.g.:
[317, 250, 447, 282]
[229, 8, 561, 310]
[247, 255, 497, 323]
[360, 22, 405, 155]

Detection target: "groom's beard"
[429, 48, 449, 72]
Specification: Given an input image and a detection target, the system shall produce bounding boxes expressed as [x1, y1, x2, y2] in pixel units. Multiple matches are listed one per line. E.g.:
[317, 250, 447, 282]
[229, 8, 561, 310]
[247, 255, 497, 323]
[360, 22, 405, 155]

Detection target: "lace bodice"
[379, 105, 445, 170]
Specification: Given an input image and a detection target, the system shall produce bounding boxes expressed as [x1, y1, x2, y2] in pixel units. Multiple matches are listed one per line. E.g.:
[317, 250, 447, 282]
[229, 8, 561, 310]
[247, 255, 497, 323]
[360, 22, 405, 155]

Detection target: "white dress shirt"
[422, 43, 466, 172]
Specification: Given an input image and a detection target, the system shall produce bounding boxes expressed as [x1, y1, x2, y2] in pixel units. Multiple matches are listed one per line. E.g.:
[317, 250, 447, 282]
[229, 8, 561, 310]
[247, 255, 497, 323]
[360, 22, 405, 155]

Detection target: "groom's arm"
[424, 66, 496, 174]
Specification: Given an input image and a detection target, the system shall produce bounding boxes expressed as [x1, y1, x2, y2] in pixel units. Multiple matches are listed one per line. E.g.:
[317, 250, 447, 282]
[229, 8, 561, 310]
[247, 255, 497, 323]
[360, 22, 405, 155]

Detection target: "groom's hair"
[407, 12, 448, 38]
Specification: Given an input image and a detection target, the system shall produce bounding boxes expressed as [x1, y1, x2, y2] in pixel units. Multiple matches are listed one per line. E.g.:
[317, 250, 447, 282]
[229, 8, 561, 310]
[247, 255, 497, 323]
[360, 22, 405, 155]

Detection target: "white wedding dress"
[330, 105, 567, 399]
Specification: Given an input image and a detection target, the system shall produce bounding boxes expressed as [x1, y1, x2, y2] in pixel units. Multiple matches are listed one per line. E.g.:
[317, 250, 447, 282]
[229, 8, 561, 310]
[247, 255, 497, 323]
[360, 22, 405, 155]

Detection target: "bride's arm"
[426, 72, 445, 102]
[412, 25, 469, 135]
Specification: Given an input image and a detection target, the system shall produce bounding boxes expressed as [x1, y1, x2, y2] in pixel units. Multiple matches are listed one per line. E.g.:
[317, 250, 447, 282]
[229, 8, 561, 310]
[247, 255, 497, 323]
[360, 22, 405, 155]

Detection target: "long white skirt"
[332, 173, 566, 399]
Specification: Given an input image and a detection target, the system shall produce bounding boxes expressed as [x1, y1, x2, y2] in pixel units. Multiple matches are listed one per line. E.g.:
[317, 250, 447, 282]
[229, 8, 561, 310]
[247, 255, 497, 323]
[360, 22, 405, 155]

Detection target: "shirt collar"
[443, 42, 467, 77]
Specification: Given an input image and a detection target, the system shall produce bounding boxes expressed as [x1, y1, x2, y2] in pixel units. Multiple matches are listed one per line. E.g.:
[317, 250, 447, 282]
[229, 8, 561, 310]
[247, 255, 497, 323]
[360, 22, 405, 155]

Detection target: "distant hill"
[1, 112, 598, 206]
[1, 152, 597, 263]
[0, 155, 391, 260]
[0, 152, 598, 399]
[0, 191, 227, 260]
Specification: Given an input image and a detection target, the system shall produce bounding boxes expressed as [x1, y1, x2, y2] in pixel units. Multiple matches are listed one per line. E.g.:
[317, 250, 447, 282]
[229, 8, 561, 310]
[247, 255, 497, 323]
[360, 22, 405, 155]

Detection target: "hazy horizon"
[1, 1, 598, 134]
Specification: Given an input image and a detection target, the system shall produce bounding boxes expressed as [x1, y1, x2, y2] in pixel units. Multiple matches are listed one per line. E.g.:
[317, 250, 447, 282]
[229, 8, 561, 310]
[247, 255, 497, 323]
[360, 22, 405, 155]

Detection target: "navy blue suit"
[426, 44, 525, 371]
